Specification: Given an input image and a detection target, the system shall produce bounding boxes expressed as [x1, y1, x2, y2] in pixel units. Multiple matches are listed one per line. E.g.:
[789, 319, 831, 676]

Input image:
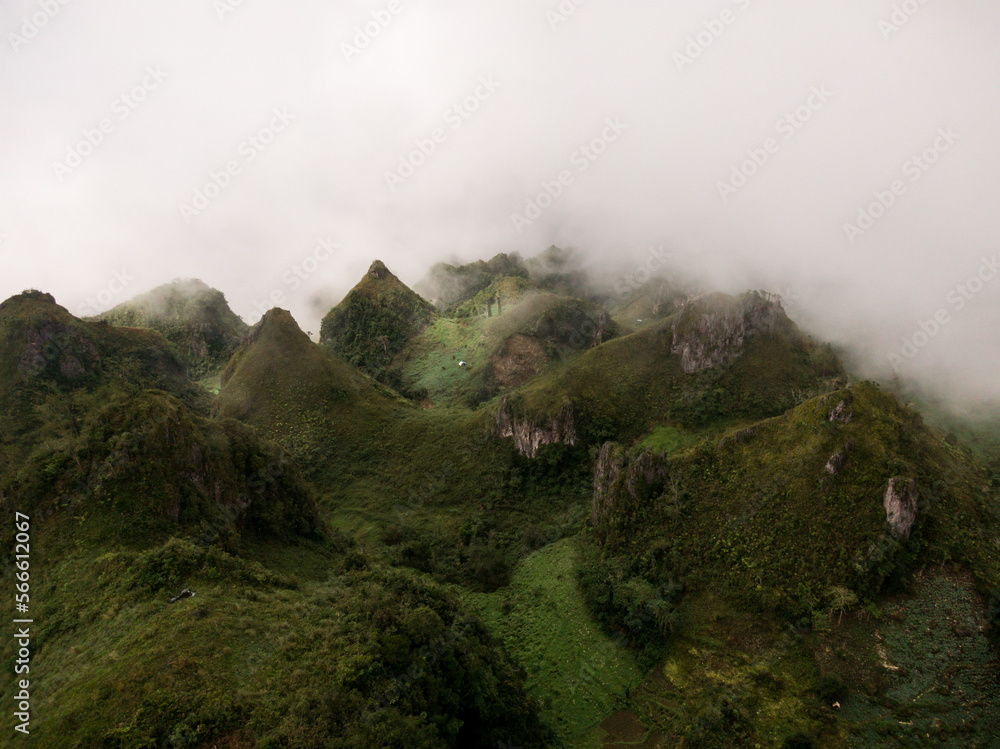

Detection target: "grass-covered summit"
[320, 260, 435, 381]
[90, 278, 248, 378]
[217, 306, 401, 446]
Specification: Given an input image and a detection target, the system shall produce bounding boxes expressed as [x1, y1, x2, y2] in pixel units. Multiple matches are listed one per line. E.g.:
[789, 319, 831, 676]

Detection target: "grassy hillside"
[580, 381, 1000, 745]
[0, 291, 550, 748]
[499, 291, 842, 448]
[0, 290, 210, 467]
[388, 292, 620, 408]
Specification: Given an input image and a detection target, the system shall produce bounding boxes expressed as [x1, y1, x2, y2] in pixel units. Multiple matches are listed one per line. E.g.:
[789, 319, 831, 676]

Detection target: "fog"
[2, 0, 999, 409]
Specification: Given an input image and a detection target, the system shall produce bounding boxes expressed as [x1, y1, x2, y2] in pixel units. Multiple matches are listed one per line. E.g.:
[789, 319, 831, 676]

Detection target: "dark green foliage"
[592, 383, 1000, 625]
[815, 673, 847, 703]
[782, 732, 818, 749]
[2, 388, 322, 551]
[320, 260, 435, 381]
[3, 268, 999, 749]
[576, 540, 682, 657]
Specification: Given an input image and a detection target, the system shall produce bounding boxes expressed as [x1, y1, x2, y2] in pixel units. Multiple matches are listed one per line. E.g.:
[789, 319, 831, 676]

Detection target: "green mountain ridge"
[1, 249, 998, 749]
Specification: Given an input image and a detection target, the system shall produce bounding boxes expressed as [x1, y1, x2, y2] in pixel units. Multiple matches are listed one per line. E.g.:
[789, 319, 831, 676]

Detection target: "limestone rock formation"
[670, 291, 785, 374]
[592, 442, 667, 543]
[495, 396, 577, 458]
[883, 477, 919, 538]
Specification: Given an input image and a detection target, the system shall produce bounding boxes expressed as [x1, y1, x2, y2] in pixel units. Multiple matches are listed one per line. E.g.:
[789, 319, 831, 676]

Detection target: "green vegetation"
[11, 536, 548, 748]
[638, 424, 696, 454]
[466, 538, 646, 748]
[320, 260, 435, 383]
[90, 278, 248, 378]
[388, 292, 620, 408]
[2, 250, 998, 748]
[415, 251, 530, 314]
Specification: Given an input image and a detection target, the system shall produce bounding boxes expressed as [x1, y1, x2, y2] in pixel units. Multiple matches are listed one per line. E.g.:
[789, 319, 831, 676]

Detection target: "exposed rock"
[368, 259, 388, 280]
[495, 396, 577, 458]
[829, 393, 854, 423]
[17, 321, 101, 381]
[670, 292, 785, 374]
[592, 442, 667, 542]
[717, 425, 757, 451]
[883, 477, 919, 538]
[825, 439, 855, 475]
[487, 334, 548, 390]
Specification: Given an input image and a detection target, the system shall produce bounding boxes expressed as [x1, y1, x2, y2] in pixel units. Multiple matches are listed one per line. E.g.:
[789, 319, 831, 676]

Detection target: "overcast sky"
[2, 0, 999, 408]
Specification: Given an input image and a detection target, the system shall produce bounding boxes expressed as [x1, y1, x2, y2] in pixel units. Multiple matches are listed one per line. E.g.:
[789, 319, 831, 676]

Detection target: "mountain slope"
[0, 294, 549, 749]
[581, 381, 1000, 745]
[319, 260, 435, 381]
[90, 278, 248, 378]
[494, 291, 843, 455]
[0, 290, 210, 467]
[387, 291, 619, 407]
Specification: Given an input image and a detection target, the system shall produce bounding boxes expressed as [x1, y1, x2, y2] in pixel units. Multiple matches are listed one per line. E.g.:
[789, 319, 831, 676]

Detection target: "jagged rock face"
[670, 292, 785, 374]
[495, 397, 576, 458]
[592, 442, 667, 543]
[884, 477, 919, 538]
[828, 393, 854, 423]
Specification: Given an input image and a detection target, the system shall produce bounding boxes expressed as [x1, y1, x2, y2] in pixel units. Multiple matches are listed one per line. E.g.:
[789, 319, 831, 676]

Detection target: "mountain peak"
[1, 289, 59, 312]
[368, 259, 390, 279]
[92, 279, 248, 378]
[320, 261, 434, 380]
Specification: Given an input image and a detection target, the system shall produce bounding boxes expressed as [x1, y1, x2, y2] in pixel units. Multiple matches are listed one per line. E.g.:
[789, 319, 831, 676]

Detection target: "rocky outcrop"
[670, 292, 785, 374]
[17, 321, 101, 382]
[828, 393, 854, 423]
[825, 440, 855, 475]
[495, 397, 577, 458]
[883, 477, 919, 538]
[368, 259, 389, 280]
[716, 425, 757, 452]
[592, 442, 667, 543]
